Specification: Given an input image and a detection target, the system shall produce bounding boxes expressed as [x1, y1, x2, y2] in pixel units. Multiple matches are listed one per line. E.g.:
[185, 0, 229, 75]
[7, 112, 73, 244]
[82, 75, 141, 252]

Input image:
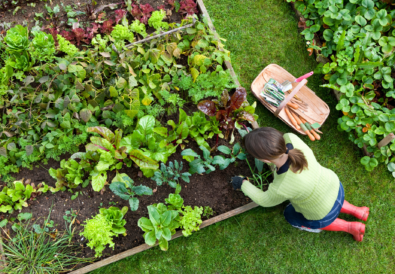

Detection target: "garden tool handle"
[295, 71, 314, 82]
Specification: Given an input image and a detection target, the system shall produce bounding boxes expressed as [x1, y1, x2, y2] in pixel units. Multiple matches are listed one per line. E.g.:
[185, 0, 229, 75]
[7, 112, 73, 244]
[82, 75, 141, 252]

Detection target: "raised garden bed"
[0, 0, 267, 272]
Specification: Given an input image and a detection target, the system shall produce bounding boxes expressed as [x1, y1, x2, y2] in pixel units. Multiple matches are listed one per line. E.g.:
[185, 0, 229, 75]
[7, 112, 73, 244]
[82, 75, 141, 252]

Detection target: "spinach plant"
[110, 173, 153, 211]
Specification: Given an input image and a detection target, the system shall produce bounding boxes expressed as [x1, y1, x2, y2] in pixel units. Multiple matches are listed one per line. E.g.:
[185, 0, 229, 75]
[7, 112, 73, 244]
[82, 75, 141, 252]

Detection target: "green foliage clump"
[57, 34, 79, 56]
[111, 24, 135, 42]
[80, 206, 128, 257]
[130, 19, 148, 38]
[148, 10, 169, 31]
[152, 160, 191, 188]
[110, 173, 153, 211]
[31, 31, 56, 62]
[0, 180, 48, 213]
[180, 205, 203, 237]
[138, 203, 180, 251]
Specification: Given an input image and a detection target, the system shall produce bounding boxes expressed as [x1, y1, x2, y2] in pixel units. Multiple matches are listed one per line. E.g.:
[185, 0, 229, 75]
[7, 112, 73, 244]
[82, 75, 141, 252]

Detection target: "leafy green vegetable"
[110, 173, 153, 211]
[148, 10, 169, 31]
[152, 160, 191, 188]
[138, 203, 180, 251]
[111, 24, 135, 42]
[57, 35, 79, 56]
[130, 19, 148, 38]
[80, 206, 128, 257]
[31, 31, 56, 62]
[212, 143, 247, 170]
[80, 214, 116, 257]
[181, 146, 216, 174]
[180, 205, 203, 237]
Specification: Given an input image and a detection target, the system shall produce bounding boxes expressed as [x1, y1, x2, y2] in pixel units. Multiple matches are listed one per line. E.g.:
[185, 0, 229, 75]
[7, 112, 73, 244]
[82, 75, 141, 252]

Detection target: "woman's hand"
[230, 176, 247, 190]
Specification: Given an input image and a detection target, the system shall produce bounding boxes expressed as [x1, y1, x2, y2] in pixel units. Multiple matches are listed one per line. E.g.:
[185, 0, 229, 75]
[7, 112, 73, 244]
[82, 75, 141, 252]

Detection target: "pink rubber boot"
[341, 200, 369, 221]
[321, 218, 365, 242]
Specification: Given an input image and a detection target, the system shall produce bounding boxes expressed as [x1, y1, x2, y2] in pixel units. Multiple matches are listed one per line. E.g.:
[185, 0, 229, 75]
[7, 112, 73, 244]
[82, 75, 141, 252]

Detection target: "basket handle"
[274, 79, 307, 117]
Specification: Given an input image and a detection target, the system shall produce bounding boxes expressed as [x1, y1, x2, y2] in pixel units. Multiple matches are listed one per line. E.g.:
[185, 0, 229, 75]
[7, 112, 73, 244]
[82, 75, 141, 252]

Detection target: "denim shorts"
[284, 182, 344, 229]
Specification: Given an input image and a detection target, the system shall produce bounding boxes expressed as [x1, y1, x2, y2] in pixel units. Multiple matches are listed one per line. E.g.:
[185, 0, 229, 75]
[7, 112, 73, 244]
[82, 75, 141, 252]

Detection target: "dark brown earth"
[0, 128, 271, 260]
[0, 101, 272, 261]
[0, 0, 185, 37]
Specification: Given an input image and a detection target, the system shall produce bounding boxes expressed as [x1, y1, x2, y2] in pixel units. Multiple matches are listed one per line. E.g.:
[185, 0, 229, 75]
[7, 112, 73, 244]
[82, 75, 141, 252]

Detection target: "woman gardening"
[231, 127, 369, 241]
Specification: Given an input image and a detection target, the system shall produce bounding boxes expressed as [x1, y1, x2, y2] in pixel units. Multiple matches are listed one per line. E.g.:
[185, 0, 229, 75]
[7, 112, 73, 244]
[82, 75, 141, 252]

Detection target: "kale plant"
[151, 160, 191, 188]
[110, 173, 153, 211]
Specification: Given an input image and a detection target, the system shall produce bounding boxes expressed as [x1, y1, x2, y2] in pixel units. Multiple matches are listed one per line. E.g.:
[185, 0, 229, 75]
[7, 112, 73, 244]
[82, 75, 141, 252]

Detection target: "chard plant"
[198, 88, 258, 139]
[110, 173, 153, 211]
[0, 179, 48, 213]
[151, 160, 191, 188]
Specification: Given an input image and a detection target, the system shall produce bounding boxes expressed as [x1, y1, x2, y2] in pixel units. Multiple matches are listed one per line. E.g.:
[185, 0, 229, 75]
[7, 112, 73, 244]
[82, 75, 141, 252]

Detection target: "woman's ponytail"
[287, 149, 308, 173]
[244, 127, 308, 174]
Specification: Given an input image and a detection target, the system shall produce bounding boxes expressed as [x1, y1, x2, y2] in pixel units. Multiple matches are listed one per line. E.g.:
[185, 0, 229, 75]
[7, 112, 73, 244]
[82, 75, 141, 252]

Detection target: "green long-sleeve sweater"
[241, 133, 340, 220]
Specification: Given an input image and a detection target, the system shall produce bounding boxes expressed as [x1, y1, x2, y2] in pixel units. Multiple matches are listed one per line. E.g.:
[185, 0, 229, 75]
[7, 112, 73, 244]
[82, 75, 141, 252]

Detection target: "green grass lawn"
[92, 0, 395, 273]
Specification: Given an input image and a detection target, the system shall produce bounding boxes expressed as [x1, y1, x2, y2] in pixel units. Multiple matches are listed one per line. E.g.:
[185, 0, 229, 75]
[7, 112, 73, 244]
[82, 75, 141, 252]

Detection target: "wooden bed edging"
[68, 202, 259, 274]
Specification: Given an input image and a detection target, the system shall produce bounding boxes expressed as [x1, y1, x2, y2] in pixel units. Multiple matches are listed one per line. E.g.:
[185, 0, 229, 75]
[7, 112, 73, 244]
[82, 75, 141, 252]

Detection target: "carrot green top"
[241, 133, 340, 220]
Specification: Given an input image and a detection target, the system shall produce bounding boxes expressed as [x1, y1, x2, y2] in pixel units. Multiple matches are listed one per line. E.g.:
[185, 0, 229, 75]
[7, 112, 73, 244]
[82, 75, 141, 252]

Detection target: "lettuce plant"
[80, 206, 128, 257]
[180, 205, 203, 237]
[151, 160, 191, 188]
[110, 173, 153, 211]
[4, 25, 31, 71]
[148, 10, 169, 31]
[130, 19, 147, 38]
[111, 24, 134, 42]
[137, 203, 180, 251]
[31, 31, 56, 62]
[57, 34, 79, 56]
[49, 158, 89, 191]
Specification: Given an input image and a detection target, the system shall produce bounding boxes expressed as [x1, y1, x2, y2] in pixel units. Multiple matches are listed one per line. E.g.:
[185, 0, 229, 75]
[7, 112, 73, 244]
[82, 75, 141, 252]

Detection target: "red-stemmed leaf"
[101, 20, 114, 35]
[238, 111, 256, 122]
[115, 9, 127, 24]
[229, 87, 246, 111]
[198, 100, 216, 116]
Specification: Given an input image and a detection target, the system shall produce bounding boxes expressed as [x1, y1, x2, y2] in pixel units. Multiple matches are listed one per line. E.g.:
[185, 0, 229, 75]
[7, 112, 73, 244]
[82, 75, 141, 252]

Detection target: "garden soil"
[0, 103, 271, 261]
[0, 0, 184, 36]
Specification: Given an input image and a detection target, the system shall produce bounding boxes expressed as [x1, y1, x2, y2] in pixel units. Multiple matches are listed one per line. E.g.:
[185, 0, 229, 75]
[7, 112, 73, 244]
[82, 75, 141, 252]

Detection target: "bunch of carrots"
[284, 104, 321, 142]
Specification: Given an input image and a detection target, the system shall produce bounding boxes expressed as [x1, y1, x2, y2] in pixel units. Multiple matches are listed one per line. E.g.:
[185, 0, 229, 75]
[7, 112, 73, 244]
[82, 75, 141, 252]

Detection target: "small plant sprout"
[152, 160, 191, 188]
[245, 158, 272, 190]
[181, 146, 216, 174]
[212, 143, 247, 170]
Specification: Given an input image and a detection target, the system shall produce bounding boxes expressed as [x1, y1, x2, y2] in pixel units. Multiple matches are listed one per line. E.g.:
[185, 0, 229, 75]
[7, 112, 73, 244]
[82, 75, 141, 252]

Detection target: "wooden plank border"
[196, 0, 241, 88]
[69, 202, 259, 274]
